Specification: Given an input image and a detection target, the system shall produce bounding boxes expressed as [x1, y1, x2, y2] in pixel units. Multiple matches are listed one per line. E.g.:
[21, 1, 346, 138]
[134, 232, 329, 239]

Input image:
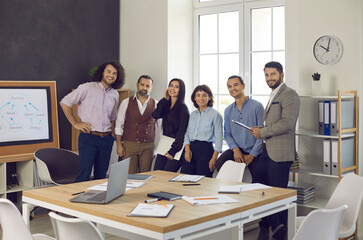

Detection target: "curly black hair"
[92, 61, 126, 89]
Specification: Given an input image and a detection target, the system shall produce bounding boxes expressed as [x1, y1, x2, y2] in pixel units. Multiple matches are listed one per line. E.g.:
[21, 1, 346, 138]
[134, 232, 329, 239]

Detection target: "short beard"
[268, 76, 282, 89]
[138, 90, 149, 97]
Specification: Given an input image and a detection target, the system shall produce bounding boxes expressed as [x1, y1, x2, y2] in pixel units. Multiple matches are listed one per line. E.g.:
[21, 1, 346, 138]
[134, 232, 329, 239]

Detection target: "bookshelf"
[293, 90, 358, 209]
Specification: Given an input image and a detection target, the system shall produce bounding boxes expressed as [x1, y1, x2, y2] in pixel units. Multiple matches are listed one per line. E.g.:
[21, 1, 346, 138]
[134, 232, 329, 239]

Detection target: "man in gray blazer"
[250, 61, 300, 240]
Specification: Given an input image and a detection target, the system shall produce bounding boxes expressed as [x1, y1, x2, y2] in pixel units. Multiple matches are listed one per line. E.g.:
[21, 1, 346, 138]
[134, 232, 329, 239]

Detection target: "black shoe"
[272, 224, 287, 240]
[257, 227, 270, 240]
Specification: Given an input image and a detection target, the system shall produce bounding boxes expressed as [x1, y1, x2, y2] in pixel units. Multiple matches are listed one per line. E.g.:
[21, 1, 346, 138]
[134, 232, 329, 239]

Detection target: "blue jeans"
[258, 146, 293, 230]
[76, 132, 114, 182]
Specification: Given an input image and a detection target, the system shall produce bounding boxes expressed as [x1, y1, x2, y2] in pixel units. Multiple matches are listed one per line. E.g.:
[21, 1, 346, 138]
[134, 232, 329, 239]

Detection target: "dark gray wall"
[0, 0, 120, 149]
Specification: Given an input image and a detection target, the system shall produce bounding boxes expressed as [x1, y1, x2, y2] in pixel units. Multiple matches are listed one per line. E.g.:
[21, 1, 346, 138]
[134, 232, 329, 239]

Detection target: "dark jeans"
[180, 141, 214, 177]
[258, 146, 293, 230]
[215, 148, 263, 183]
[153, 154, 182, 172]
[76, 132, 114, 182]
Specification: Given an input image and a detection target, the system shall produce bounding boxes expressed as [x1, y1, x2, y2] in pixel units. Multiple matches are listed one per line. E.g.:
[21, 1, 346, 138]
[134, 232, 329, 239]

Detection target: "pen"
[71, 191, 85, 196]
[158, 201, 167, 208]
[144, 198, 160, 203]
[194, 197, 218, 200]
[182, 183, 200, 186]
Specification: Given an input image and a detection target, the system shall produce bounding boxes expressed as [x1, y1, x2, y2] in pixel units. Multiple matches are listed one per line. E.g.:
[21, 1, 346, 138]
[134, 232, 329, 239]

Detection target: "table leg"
[238, 222, 244, 240]
[22, 203, 34, 227]
[287, 203, 296, 240]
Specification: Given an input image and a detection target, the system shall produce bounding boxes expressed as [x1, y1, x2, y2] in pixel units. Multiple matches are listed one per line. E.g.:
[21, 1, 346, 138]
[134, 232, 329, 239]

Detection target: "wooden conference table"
[22, 171, 296, 240]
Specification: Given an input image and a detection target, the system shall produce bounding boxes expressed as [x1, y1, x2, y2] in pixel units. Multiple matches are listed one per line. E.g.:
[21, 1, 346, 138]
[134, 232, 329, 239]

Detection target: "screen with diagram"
[0, 86, 53, 146]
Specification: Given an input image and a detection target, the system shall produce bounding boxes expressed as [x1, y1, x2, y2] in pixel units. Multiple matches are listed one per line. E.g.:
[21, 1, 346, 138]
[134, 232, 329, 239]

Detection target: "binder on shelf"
[331, 138, 355, 176]
[323, 101, 330, 135]
[318, 101, 324, 135]
[323, 139, 331, 175]
[329, 100, 354, 136]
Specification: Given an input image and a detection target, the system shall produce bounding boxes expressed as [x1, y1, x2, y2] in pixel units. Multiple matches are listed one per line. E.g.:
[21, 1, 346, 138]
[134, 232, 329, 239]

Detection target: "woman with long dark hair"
[152, 78, 190, 172]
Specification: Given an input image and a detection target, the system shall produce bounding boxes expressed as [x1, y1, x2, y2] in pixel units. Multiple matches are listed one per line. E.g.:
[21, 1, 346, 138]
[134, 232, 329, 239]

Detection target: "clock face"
[313, 35, 343, 65]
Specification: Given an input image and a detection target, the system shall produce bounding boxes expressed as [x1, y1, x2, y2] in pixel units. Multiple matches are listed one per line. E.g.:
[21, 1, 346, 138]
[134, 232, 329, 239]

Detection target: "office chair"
[34, 148, 79, 185]
[216, 160, 246, 182]
[296, 173, 363, 239]
[49, 212, 104, 240]
[0, 199, 54, 240]
[294, 204, 347, 240]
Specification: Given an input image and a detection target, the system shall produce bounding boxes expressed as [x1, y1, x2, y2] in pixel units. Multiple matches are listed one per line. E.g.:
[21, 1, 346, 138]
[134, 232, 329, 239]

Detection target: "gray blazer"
[260, 84, 300, 162]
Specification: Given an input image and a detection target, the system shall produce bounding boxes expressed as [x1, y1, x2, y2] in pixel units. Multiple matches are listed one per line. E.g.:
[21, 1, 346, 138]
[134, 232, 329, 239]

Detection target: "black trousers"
[153, 154, 182, 172]
[215, 148, 263, 183]
[258, 146, 293, 230]
[180, 141, 214, 177]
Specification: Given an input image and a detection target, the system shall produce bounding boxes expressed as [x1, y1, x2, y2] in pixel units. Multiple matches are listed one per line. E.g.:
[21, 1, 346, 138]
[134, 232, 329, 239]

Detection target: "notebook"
[69, 158, 130, 204]
[147, 191, 182, 201]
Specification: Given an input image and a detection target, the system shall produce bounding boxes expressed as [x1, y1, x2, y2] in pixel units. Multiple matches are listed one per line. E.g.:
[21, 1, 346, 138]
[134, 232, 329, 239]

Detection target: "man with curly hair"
[60, 61, 125, 182]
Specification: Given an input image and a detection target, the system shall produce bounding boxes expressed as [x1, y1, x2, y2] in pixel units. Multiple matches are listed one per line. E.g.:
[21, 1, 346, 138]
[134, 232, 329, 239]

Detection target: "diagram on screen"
[0, 89, 50, 143]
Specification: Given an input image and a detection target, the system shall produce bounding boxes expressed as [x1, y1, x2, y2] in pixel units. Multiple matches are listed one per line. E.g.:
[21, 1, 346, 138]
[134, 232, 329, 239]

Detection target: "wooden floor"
[1, 213, 263, 240]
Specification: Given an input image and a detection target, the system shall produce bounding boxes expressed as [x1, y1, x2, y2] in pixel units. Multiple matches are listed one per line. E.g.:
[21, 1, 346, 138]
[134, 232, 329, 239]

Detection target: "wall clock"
[313, 35, 343, 65]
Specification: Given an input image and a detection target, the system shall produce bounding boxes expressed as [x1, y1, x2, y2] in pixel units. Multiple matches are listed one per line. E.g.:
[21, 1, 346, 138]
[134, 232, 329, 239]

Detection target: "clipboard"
[155, 135, 183, 160]
[232, 120, 252, 130]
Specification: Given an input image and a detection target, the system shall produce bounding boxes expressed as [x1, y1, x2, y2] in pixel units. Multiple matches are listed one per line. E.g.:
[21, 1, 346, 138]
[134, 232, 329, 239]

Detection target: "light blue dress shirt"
[224, 98, 264, 157]
[184, 107, 223, 152]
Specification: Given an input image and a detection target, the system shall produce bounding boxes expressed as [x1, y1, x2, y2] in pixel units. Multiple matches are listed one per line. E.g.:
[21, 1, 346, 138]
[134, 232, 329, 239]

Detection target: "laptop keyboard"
[88, 191, 107, 201]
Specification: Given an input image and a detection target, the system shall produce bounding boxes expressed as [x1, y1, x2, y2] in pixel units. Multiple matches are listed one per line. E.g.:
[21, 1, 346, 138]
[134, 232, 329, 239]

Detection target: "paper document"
[182, 195, 238, 206]
[169, 174, 204, 183]
[218, 183, 271, 193]
[218, 185, 242, 193]
[87, 181, 145, 192]
[128, 203, 174, 217]
[240, 183, 271, 192]
[155, 135, 183, 160]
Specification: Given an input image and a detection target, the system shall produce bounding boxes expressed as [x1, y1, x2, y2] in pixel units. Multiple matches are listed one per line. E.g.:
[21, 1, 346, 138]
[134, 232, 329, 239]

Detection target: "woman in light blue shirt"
[180, 85, 223, 177]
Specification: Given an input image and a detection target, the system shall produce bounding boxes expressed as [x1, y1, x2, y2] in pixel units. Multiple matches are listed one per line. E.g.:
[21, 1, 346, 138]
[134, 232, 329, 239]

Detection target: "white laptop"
[69, 158, 130, 204]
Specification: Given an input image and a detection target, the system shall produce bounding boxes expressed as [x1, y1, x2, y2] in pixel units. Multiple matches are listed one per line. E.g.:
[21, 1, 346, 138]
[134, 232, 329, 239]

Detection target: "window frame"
[193, 0, 285, 111]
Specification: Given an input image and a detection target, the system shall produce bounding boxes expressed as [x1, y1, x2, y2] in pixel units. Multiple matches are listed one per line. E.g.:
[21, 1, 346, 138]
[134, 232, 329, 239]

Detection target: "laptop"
[69, 158, 130, 204]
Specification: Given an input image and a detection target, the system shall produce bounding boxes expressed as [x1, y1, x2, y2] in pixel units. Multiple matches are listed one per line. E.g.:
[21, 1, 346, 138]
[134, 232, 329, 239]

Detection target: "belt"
[89, 131, 112, 137]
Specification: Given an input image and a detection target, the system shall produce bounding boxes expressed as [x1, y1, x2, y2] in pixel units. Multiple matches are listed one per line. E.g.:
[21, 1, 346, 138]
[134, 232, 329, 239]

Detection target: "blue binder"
[323, 101, 330, 135]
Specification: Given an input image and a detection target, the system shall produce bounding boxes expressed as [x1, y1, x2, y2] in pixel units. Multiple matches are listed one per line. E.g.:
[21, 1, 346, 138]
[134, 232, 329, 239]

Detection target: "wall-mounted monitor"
[0, 81, 59, 159]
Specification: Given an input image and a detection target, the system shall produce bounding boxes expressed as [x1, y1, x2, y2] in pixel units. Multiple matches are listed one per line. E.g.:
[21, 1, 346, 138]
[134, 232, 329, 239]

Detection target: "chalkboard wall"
[0, 0, 120, 149]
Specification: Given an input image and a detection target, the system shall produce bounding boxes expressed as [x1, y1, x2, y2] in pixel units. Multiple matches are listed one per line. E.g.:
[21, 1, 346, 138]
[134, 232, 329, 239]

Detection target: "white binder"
[331, 138, 355, 176]
[330, 100, 354, 136]
[323, 139, 331, 175]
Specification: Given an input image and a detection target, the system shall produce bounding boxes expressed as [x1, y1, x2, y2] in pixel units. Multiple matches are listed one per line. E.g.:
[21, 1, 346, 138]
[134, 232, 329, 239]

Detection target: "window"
[194, 0, 285, 114]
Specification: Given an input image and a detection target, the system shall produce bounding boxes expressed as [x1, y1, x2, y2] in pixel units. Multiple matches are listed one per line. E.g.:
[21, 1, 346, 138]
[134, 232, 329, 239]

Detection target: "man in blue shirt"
[215, 75, 264, 183]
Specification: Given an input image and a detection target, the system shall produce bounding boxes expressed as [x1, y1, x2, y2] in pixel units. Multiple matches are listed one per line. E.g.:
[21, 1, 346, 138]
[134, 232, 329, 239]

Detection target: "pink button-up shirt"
[60, 82, 119, 132]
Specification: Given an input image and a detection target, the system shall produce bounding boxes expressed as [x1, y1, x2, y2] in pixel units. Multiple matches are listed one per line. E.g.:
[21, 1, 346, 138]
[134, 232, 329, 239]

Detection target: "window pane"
[251, 52, 271, 95]
[273, 6, 285, 50]
[219, 53, 239, 95]
[251, 96, 269, 109]
[219, 11, 239, 53]
[219, 95, 234, 118]
[251, 8, 271, 51]
[200, 55, 218, 90]
[272, 51, 285, 67]
[200, 14, 217, 54]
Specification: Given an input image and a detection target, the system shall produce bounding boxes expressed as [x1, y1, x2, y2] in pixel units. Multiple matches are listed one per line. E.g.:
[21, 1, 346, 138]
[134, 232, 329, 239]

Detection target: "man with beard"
[115, 75, 161, 173]
[250, 61, 300, 240]
[60, 61, 125, 182]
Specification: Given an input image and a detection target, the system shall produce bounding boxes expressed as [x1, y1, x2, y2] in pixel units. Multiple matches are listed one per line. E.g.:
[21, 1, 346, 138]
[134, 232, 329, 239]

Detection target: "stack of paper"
[128, 203, 174, 217]
[218, 183, 271, 193]
[169, 174, 204, 183]
[182, 195, 238, 205]
[287, 181, 315, 204]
